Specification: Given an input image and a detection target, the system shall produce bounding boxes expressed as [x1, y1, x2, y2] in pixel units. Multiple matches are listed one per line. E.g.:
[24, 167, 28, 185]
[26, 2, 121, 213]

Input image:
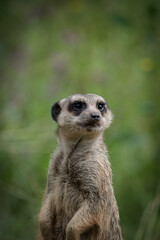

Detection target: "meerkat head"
[51, 94, 113, 136]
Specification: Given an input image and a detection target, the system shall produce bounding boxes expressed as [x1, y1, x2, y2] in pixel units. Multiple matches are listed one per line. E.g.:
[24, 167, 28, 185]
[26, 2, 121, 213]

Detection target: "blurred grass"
[0, 0, 160, 239]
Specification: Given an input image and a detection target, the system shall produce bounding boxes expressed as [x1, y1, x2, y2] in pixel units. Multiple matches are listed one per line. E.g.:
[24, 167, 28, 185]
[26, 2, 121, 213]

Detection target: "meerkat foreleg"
[38, 193, 55, 240]
[66, 201, 99, 240]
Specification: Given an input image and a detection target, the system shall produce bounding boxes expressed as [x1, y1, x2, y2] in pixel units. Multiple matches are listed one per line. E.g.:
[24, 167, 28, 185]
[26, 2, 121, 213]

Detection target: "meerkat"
[38, 94, 123, 240]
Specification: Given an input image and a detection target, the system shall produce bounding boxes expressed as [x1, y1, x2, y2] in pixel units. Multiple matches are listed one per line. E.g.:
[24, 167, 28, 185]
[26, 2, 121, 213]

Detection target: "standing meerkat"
[38, 94, 123, 240]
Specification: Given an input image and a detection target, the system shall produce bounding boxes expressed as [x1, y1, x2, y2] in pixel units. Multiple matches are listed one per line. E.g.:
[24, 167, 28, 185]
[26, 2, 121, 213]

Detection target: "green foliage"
[0, 0, 160, 239]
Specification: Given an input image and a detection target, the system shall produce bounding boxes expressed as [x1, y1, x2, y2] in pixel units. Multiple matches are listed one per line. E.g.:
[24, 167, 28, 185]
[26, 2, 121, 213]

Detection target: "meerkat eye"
[72, 101, 86, 111]
[97, 102, 105, 112]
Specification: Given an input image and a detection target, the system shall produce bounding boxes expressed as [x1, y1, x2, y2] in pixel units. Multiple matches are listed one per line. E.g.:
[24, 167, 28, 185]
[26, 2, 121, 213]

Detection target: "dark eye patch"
[68, 101, 87, 115]
[97, 102, 107, 114]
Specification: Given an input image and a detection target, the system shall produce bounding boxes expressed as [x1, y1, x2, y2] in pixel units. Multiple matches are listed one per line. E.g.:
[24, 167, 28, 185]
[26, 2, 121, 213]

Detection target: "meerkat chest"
[66, 150, 111, 198]
[52, 148, 111, 218]
[52, 171, 84, 219]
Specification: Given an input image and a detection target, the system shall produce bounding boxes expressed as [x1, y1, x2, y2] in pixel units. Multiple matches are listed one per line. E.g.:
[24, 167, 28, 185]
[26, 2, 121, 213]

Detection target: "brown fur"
[38, 94, 122, 240]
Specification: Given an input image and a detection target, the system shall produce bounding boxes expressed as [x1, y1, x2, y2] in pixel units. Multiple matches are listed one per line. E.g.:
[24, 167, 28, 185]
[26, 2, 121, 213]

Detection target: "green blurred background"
[0, 0, 160, 239]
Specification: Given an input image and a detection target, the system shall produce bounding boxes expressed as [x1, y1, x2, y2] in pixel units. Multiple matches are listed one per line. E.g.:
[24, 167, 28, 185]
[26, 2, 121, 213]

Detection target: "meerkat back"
[38, 94, 123, 240]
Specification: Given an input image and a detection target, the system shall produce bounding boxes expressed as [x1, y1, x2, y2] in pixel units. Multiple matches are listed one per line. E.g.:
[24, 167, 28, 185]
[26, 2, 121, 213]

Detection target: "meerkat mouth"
[77, 120, 101, 130]
[85, 122, 100, 127]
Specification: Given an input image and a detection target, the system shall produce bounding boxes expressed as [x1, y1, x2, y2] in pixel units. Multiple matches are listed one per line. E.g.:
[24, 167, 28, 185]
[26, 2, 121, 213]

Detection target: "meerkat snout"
[90, 112, 100, 120]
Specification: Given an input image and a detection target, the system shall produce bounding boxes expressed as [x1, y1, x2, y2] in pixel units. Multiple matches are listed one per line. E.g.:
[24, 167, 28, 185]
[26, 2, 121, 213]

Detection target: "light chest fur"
[50, 138, 111, 216]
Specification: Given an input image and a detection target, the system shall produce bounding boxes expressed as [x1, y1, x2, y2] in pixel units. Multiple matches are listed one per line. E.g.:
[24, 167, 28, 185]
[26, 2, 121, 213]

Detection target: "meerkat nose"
[91, 113, 100, 121]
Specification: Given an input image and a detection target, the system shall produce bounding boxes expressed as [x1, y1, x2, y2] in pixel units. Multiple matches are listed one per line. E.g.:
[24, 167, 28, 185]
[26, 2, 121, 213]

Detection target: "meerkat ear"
[51, 102, 61, 122]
